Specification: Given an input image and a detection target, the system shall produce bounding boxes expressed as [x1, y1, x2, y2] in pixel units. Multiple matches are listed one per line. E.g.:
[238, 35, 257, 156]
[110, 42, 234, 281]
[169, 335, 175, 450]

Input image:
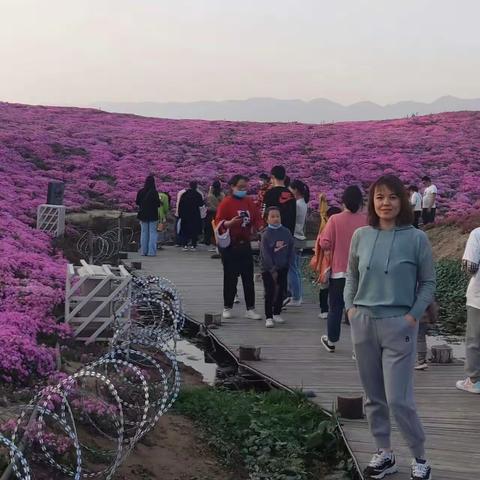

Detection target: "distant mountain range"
[93, 95, 480, 123]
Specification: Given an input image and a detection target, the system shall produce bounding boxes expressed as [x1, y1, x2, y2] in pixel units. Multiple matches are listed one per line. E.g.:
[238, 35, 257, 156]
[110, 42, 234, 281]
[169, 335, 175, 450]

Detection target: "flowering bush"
[1, 102, 479, 381]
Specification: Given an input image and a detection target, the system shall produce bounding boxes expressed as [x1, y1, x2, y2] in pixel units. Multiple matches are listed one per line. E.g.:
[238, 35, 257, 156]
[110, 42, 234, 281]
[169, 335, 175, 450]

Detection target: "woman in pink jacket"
[320, 185, 367, 352]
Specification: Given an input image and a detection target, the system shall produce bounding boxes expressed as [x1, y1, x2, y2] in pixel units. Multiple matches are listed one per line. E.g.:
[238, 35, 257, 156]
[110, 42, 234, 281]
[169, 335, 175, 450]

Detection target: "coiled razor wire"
[1, 275, 185, 479]
[76, 227, 134, 264]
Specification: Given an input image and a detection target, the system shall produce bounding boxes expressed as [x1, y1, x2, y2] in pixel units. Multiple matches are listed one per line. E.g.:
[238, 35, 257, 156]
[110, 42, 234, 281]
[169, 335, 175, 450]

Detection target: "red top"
[215, 195, 263, 246]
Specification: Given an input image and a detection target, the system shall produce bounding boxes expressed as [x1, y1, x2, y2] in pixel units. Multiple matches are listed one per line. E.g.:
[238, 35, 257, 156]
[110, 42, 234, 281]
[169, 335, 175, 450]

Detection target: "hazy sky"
[1, 0, 480, 106]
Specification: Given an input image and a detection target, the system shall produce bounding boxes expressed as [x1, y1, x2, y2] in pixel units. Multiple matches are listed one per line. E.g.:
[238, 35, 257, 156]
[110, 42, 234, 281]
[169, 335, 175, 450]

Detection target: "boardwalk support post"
[431, 344, 453, 363]
[239, 345, 261, 361]
[204, 312, 222, 327]
[337, 396, 364, 419]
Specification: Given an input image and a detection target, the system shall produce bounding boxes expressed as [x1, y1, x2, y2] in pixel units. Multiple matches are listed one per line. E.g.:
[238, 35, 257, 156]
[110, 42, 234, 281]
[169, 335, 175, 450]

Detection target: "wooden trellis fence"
[65, 260, 131, 343]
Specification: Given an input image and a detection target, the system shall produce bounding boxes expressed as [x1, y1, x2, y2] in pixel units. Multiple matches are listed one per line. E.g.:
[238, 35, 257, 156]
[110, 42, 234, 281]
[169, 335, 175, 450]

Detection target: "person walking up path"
[178, 181, 205, 251]
[408, 185, 422, 229]
[263, 165, 296, 235]
[260, 207, 295, 328]
[320, 186, 366, 352]
[204, 180, 225, 251]
[216, 175, 263, 320]
[421, 176, 437, 225]
[456, 226, 480, 394]
[287, 180, 309, 306]
[136, 174, 161, 256]
[345, 175, 435, 480]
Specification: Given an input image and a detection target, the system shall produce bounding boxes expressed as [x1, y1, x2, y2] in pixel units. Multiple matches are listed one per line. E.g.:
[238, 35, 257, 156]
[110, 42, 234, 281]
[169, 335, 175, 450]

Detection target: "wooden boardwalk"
[131, 247, 480, 480]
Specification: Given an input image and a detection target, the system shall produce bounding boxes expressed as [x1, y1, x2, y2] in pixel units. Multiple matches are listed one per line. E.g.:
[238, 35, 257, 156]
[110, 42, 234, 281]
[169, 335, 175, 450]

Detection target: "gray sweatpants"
[350, 308, 426, 458]
[466, 306, 480, 383]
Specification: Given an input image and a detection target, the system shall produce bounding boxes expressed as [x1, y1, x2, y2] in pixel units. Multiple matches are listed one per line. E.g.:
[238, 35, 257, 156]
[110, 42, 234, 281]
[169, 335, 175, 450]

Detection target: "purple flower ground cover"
[1, 102, 479, 382]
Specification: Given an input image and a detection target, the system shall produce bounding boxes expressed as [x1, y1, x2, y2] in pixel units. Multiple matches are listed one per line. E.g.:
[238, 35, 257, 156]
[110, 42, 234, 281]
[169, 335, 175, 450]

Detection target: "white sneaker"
[245, 309, 262, 320]
[411, 458, 432, 480]
[182, 246, 189, 251]
[265, 318, 275, 328]
[289, 299, 302, 307]
[234, 295, 240, 304]
[222, 308, 233, 319]
[273, 315, 285, 324]
[456, 377, 480, 394]
[190, 246, 196, 251]
[318, 312, 328, 319]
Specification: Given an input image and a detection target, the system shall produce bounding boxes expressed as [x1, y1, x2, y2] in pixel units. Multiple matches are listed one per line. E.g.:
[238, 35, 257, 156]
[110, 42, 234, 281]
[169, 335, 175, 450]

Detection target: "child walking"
[260, 207, 295, 328]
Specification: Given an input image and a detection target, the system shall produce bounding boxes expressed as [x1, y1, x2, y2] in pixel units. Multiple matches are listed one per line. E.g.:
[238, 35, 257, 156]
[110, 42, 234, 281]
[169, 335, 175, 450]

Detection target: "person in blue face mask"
[215, 175, 264, 320]
[260, 207, 295, 328]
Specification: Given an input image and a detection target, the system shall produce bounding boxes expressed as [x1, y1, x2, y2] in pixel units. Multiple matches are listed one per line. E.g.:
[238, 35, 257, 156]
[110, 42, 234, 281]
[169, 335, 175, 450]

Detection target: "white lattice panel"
[65, 260, 131, 343]
[37, 204, 66, 237]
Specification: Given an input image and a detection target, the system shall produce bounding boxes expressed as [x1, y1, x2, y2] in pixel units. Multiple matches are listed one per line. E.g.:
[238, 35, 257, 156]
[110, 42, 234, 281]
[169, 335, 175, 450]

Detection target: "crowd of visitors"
[135, 166, 480, 480]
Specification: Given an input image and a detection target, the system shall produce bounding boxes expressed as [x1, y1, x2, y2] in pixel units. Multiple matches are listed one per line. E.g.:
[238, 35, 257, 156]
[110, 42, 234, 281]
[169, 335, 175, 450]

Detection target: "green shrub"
[435, 259, 469, 336]
[175, 388, 353, 480]
[302, 255, 469, 336]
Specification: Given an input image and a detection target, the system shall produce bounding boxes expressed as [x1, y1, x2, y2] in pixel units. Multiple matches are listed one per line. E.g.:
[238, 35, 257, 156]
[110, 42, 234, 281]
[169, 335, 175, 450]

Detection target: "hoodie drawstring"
[366, 229, 397, 274]
[366, 230, 380, 271]
[384, 230, 396, 274]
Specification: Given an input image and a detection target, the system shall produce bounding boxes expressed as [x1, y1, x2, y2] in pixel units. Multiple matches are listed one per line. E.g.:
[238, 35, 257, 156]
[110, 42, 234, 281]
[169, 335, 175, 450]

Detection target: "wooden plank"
[133, 247, 480, 480]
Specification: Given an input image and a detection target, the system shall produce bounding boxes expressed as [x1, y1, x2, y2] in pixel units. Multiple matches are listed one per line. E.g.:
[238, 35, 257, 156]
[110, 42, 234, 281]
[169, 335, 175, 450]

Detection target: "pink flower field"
[1, 101, 480, 382]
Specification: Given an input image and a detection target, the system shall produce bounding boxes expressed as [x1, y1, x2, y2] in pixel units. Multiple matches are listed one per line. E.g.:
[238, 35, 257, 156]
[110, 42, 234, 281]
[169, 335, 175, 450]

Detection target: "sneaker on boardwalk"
[456, 377, 480, 394]
[414, 361, 428, 371]
[265, 318, 274, 328]
[245, 309, 261, 320]
[363, 451, 398, 479]
[411, 459, 432, 480]
[321, 335, 335, 353]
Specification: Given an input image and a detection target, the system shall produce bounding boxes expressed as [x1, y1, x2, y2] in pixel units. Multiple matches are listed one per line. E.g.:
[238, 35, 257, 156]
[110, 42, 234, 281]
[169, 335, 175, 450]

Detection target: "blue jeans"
[288, 250, 303, 301]
[140, 221, 158, 256]
[327, 277, 346, 343]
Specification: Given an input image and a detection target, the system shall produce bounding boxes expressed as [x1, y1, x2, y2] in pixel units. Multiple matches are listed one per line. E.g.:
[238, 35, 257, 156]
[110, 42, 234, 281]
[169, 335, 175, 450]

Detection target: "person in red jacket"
[216, 174, 263, 320]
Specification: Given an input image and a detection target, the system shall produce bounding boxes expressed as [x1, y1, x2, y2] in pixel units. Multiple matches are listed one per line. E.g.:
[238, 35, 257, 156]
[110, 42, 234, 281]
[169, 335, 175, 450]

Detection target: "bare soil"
[116, 364, 246, 480]
[425, 224, 469, 260]
[116, 413, 242, 480]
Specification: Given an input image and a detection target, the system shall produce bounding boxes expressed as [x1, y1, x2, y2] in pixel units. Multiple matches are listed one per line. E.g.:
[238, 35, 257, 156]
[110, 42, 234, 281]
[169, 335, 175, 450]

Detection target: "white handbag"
[214, 220, 231, 248]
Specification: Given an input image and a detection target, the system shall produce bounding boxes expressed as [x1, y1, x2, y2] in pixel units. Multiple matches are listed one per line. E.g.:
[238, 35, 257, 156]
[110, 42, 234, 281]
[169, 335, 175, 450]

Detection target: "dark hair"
[266, 206, 281, 216]
[143, 174, 157, 191]
[259, 173, 269, 181]
[211, 180, 222, 197]
[368, 175, 413, 227]
[408, 185, 418, 192]
[421, 175, 431, 182]
[290, 179, 310, 203]
[271, 165, 286, 181]
[189, 180, 198, 190]
[326, 206, 342, 218]
[342, 185, 363, 213]
[228, 174, 249, 187]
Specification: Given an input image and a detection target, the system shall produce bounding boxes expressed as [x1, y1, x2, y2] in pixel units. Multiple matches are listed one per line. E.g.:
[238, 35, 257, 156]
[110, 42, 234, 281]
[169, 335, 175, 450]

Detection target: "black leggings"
[221, 244, 255, 309]
[262, 269, 288, 319]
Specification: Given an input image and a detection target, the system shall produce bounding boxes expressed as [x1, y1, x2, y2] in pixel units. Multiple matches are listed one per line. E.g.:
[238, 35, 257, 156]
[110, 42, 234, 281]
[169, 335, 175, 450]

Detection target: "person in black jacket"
[263, 165, 296, 235]
[178, 181, 205, 251]
[136, 174, 161, 256]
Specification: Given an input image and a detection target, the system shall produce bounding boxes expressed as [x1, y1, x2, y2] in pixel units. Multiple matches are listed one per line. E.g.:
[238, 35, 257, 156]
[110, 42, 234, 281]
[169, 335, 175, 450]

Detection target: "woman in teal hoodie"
[344, 175, 435, 480]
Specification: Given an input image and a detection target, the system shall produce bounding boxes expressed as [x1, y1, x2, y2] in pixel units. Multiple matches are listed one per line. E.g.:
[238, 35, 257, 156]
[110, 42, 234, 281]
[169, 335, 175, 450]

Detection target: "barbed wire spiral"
[0, 275, 184, 479]
[76, 227, 134, 264]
